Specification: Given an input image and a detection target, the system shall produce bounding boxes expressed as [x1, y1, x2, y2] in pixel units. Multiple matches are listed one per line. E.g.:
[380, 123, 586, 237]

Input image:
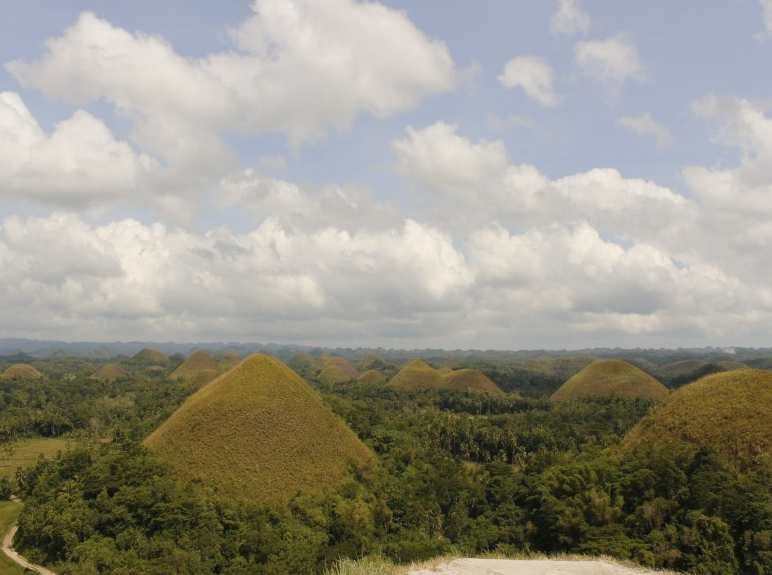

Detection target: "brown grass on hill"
[91, 363, 128, 382]
[388, 360, 503, 395]
[170, 350, 220, 384]
[145, 353, 374, 504]
[551, 359, 668, 402]
[1, 363, 43, 380]
[623, 368, 772, 469]
[132, 348, 169, 366]
[318, 355, 359, 384]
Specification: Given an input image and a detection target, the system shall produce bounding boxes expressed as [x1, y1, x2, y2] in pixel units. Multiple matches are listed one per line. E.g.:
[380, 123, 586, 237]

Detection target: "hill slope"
[388, 360, 502, 394]
[145, 353, 373, 504]
[551, 359, 668, 401]
[1, 363, 43, 380]
[623, 368, 772, 469]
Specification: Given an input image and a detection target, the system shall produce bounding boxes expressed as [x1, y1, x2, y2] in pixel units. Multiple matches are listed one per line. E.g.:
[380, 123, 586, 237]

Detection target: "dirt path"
[409, 558, 668, 575]
[2, 523, 57, 575]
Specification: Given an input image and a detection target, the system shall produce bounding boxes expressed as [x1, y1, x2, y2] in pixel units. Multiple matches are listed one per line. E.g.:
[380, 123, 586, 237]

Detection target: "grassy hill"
[551, 359, 668, 401]
[91, 363, 128, 382]
[1, 363, 43, 380]
[388, 359, 503, 394]
[623, 368, 772, 469]
[132, 348, 169, 366]
[317, 355, 359, 384]
[145, 353, 374, 504]
[169, 350, 220, 384]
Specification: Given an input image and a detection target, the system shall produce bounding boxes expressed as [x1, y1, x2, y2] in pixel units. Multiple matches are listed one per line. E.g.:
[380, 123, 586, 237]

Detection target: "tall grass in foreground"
[325, 556, 398, 575]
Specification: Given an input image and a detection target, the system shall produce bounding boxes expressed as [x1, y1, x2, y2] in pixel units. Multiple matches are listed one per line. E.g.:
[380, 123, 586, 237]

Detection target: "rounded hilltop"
[169, 350, 220, 384]
[317, 355, 358, 384]
[388, 359, 502, 394]
[92, 363, 128, 382]
[551, 359, 668, 401]
[145, 353, 374, 504]
[1, 363, 43, 380]
[623, 368, 772, 469]
[132, 347, 169, 366]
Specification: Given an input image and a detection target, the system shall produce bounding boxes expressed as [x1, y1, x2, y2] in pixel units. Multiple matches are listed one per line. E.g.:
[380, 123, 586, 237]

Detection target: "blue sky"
[1, 0, 772, 348]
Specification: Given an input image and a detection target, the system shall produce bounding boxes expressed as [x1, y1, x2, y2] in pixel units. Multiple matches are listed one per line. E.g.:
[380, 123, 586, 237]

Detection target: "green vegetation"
[552, 359, 669, 402]
[0, 500, 23, 575]
[0, 364, 43, 380]
[145, 353, 374, 504]
[623, 368, 772, 469]
[656, 359, 748, 388]
[388, 360, 503, 394]
[0, 437, 72, 480]
[357, 369, 387, 385]
[91, 362, 128, 382]
[526, 355, 594, 380]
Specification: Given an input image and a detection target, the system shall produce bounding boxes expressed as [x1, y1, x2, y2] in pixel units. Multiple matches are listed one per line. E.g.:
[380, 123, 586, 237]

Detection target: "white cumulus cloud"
[498, 56, 559, 107]
[7, 2, 455, 145]
[575, 36, 644, 85]
[551, 0, 591, 36]
[0, 92, 156, 208]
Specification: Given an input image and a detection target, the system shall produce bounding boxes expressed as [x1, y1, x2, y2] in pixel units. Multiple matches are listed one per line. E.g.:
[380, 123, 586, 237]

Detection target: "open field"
[0, 438, 72, 480]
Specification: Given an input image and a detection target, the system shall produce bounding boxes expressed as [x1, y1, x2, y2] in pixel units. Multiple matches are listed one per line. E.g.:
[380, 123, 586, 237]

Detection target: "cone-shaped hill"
[317, 355, 358, 384]
[551, 359, 668, 401]
[1, 363, 43, 380]
[92, 363, 128, 382]
[132, 348, 169, 366]
[170, 350, 220, 384]
[357, 369, 387, 385]
[388, 359, 502, 394]
[145, 353, 373, 504]
[623, 369, 772, 469]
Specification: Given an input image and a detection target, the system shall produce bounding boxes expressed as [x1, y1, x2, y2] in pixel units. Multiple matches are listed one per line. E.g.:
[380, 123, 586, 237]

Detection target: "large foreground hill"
[623, 368, 772, 468]
[145, 353, 373, 504]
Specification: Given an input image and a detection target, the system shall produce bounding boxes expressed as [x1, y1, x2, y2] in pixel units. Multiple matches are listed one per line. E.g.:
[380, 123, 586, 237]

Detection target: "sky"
[1, 0, 772, 349]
